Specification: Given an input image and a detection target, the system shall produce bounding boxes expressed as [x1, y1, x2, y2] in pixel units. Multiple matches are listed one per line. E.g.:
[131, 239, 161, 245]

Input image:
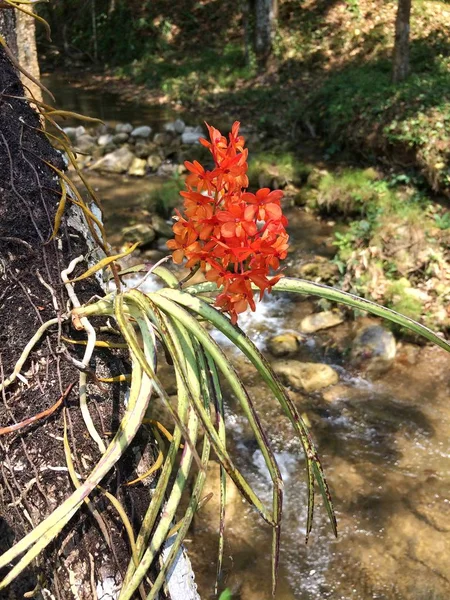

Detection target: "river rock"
[75, 125, 86, 138]
[113, 132, 130, 144]
[147, 154, 162, 171]
[350, 325, 396, 373]
[128, 157, 147, 177]
[131, 125, 152, 139]
[122, 223, 155, 246]
[151, 215, 173, 238]
[98, 133, 114, 147]
[153, 132, 174, 146]
[74, 134, 97, 154]
[103, 141, 117, 154]
[115, 122, 133, 134]
[157, 162, 180, 177]
[164, 119, 186, 134]
[63, 127, 78, 142]
[135, 142, 156, 159]
[90, 146, 135, 174]
[267, 333, 300, 357]
[181, 131, 203, 144]
[300, 310, 344, 333]
[272, 360, 339, 392]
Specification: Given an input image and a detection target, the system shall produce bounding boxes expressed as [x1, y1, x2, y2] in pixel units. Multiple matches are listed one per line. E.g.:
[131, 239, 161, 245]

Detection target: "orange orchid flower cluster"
[167, 121, 289, 324]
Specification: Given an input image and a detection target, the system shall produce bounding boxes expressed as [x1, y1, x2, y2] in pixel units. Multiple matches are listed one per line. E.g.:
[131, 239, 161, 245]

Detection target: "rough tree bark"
[253, 0, 278, 69]
[16, 5, 43, 102]
[392, 0, 412, 83]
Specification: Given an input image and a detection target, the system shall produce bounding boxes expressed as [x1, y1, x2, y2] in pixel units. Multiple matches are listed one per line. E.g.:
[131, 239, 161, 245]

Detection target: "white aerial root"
[0, 318, 61, 393]
[62, 256, 106, 454]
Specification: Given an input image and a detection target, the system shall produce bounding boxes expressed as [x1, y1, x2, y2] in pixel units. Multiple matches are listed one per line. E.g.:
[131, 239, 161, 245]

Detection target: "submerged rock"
[90, 146, 135, 174]
[272, 360, 339, 392]
[300, 310, 344, 333]
[267, 333, 301, 357]
[350, 324, 396, 373]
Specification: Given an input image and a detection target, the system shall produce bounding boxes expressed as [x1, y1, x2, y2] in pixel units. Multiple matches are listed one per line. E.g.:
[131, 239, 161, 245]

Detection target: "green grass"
[247, 152, 312, 188]
[117, 43, 255, 103]
[145, 176, 184, 218]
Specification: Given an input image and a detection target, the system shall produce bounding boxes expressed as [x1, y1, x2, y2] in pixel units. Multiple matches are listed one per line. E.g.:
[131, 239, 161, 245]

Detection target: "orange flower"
[167, 121, 289, 323]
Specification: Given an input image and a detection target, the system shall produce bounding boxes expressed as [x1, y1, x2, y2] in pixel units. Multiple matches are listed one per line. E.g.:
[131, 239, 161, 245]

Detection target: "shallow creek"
[47, 77, 450, 600]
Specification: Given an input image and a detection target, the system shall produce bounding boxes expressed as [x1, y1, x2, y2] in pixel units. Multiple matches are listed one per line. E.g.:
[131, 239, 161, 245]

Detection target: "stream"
[45, 75, 450, 600]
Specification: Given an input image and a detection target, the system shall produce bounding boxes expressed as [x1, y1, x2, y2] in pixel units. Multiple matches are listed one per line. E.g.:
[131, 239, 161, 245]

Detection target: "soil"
[0, 48, 159, 599]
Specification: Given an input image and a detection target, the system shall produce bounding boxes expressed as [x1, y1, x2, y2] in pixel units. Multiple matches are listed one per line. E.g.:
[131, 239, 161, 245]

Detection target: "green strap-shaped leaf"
[186, 278, 450, 353]
[155, 287, 336, 539]
[128, 290, 276, 525]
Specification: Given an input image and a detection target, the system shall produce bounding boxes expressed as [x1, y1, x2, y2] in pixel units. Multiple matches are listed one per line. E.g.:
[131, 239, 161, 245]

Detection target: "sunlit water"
[47, 77, 450, 600]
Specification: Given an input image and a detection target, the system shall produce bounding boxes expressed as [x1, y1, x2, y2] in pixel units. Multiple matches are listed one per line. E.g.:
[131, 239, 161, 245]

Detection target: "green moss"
[308, 168, 380, 216]
[385, 279, 424, 321]
[247, 152, 312, 189]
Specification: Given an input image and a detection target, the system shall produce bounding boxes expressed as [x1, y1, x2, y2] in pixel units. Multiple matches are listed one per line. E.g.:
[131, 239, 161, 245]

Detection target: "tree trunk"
[15, 5, 42, 102]
[0, 4, 17, 55]
[253, 0, 278, 69]
[392, 0, 412, 83]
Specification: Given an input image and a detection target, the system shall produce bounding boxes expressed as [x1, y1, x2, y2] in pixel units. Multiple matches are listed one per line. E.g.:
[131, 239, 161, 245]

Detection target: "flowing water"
[47, 76, 450, 600]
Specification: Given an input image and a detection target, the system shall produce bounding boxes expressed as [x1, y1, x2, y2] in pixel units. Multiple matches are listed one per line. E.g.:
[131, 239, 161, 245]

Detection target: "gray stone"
[156, 162, 179, 177]
[300, 311, 344, 334]
[90, 146, 135, 174]
[122, 223, 155, 246]
[75, 125, 86, 138]
[147, 154, 162, 172]
[174, 119, 186, 134]
[98, 133, 114, 147]
[164, 119, 186, 134]
[131, 125, 152, 139]
[350, 325, 396, 374]
[115, 123, 133, 134]
[74, 134, 97, 154]
[272, 360, 339, 392]
[113, 132, 130, 144]
[181, 131, 203, 144]
[128, 157, 147, 177]
[63, 127, 77, 142]
[267, 333, 300, 357]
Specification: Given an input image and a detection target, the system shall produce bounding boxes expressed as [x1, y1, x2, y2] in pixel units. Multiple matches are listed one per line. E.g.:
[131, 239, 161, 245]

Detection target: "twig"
[0, 382, 74, 436]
